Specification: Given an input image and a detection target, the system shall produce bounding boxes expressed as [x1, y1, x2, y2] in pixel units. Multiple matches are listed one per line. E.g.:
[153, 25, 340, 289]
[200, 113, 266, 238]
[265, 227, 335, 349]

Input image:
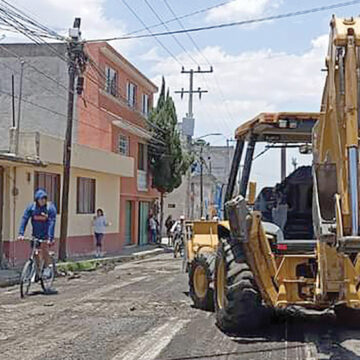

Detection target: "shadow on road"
[226, 311, 360, 360]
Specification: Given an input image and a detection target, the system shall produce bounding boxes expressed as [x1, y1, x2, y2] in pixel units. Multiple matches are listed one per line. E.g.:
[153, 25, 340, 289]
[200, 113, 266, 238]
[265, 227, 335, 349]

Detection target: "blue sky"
[8, 0, 360, 187]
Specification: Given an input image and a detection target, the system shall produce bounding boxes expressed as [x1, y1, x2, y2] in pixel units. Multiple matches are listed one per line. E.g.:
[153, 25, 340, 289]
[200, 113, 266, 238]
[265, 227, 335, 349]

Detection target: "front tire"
[20, 259, 35, 298]
[189, 252, 216, 311]
[214, 237, 269, 333]
[40, 258, 56, 293]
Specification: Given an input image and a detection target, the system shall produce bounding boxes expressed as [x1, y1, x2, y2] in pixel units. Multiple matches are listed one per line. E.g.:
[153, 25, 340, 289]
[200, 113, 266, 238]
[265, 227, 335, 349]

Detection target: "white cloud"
[206, 0, 282, 22]
[151, 34, 327, 136]
[149, 34, 328, 188]
[3, 0, 133, 54]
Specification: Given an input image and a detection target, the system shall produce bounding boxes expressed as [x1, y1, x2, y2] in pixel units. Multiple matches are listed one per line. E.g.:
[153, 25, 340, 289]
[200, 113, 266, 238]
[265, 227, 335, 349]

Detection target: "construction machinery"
[187, 16, 360, 332]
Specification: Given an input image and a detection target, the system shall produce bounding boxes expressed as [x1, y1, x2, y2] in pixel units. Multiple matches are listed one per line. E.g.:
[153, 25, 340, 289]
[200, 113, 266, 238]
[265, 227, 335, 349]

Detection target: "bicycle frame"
[29, 238, 48, 276]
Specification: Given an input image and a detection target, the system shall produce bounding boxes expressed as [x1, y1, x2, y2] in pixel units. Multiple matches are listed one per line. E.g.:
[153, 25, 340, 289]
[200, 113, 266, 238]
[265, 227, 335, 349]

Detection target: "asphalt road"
[1, 253, 360, 360]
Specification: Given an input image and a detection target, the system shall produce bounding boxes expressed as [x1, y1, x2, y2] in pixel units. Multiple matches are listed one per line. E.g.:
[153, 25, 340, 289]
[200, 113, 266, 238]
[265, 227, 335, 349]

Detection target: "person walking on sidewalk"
[93, 208, 110, 257]
[18, 188, 57, 294]
[165, 215, 174, 246]
[149, 214, 157, 244]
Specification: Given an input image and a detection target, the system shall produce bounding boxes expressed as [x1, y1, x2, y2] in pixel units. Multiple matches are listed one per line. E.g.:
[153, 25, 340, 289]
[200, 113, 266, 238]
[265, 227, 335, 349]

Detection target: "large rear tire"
[189, 252, 216, 311]
[214, 237, 269, 333]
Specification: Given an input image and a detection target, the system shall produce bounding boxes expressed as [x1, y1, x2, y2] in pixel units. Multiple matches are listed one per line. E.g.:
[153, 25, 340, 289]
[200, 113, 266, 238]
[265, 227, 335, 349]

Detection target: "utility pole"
[175, 66, 212, 121]
[59, 18, 86, 261]
[200, 145, 204, 218]
[15, 61, 24, 155]
[11, 74, 15, 127]
[281, 147, 286, 181]
[175, 66, 213, 219]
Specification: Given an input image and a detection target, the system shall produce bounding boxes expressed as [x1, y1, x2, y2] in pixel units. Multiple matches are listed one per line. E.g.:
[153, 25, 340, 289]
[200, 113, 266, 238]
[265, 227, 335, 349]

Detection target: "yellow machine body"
[225, 16, 360, 310]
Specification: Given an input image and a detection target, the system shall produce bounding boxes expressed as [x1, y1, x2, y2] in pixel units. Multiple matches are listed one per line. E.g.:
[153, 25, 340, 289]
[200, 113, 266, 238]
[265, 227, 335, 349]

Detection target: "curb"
[0, 272, 20, 288]
[0, 247, 166, 288]
[57, 248, 165, 273]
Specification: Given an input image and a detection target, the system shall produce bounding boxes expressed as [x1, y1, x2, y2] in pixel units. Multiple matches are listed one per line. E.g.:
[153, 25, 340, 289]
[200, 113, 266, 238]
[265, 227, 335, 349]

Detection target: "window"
[127, 82, 136, 107]
[34, 172, 60, 213]
[118, 135, 129, 156]
[105, 66, 117, 97]
[142, 94, 149, 115]
[77, 177, 96, 214]
[138, 143, 147, 171]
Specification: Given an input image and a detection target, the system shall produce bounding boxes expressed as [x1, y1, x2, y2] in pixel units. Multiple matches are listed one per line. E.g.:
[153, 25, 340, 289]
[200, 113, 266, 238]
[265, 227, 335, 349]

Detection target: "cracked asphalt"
[1, 253, 360, 360]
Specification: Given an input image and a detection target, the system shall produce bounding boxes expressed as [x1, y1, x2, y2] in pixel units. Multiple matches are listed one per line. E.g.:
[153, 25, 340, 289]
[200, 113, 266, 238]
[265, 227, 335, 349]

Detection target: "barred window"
[127, 82, 136, 107]
[105, 67, 117, 97]
[118, 135, 129, 156]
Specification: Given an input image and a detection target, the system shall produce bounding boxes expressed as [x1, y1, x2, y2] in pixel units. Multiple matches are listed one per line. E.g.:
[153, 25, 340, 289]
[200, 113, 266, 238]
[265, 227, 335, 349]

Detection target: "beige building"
[2, 131, 133, 266]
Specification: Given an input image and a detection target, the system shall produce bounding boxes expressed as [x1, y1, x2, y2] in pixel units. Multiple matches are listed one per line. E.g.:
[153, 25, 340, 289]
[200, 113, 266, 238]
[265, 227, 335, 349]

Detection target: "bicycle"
[20, 238, 56, 298]
[173, 233, 185, 258]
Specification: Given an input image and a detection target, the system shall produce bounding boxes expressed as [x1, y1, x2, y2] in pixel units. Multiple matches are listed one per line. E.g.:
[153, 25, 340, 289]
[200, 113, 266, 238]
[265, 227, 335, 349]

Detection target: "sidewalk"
[0, 244, 169, 288]
[0, 269, 20, 288]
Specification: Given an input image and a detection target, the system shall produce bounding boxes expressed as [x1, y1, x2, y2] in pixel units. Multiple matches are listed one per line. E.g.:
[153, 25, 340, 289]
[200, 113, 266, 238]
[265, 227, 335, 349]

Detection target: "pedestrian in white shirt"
[93, 208, 109, 257]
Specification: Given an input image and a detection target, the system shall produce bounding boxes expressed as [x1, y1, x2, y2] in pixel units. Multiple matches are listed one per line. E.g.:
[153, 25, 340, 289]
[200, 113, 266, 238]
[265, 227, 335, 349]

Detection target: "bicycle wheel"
[40, 257, 56, 293]
[20, 259, 35, 298]
[174, 241, 179, 258]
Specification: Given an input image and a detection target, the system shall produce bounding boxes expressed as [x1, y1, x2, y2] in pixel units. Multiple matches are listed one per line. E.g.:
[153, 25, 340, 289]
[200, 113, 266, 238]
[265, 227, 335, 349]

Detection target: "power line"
[89, 0, 360, 42]
[0, 54, 68, 102]
[119, 0, 182, 66]
[143, 0, 199, 66]
[0, 2, 68, 63]
[162, 0, 208, 66]
[162, 0, 233, 135]
[0, 43, 68, 90]
[0, 0, 64, 40]
[123, 1, 231, 37]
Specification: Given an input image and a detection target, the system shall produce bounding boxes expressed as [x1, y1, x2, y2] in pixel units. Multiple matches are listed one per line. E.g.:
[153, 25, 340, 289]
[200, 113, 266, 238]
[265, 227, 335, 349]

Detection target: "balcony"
[10, 130, 134, 177]
[137, 170, 148, 191]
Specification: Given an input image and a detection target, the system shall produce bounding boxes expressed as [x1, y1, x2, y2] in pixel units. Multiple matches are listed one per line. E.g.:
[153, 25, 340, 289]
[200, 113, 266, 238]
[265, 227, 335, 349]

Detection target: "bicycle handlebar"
[23, 237, 49, 242]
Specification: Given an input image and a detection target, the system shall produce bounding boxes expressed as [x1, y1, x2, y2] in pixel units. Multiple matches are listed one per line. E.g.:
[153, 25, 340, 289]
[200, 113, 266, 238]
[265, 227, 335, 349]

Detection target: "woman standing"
[93, 208, 109, 257]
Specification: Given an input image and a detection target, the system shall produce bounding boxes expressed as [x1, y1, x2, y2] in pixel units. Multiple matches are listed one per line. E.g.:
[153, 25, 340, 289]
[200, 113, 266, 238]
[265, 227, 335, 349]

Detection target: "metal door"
[125, 201, 132, 245]
[138, 202, 149, 245]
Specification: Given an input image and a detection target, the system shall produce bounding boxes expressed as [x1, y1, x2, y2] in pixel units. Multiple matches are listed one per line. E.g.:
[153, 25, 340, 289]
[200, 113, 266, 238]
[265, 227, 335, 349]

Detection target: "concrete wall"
[3, 164, 120, 239]
[162, 145, 235, 224]
[0, 43, 71, 151]
[3, 163, 122, 265]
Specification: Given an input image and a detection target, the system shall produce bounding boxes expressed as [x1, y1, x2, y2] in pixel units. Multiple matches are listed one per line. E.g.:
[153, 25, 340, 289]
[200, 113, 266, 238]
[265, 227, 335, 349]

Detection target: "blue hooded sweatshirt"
[18, 189, 57, 240]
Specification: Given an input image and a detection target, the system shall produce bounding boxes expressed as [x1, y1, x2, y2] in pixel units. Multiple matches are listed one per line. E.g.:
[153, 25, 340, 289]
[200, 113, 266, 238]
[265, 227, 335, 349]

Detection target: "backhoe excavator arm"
[314, 16, 360, 237]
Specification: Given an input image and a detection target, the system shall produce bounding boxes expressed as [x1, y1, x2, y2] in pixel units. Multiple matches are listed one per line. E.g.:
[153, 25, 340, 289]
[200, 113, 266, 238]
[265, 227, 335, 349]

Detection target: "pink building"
[77, 42, 159, 249]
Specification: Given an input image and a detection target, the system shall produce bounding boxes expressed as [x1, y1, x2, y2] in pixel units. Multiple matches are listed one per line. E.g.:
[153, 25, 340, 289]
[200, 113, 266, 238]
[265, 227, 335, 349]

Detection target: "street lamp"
[194, 132, 222, 141]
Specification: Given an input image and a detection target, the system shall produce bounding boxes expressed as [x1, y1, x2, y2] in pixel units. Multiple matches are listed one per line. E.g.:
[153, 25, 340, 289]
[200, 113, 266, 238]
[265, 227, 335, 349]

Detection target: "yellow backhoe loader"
[187, 16, 360, 332]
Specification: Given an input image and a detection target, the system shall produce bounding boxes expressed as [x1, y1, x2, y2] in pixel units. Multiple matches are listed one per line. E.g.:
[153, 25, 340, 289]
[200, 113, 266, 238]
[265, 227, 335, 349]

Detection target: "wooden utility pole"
[59, 18, 86, 261]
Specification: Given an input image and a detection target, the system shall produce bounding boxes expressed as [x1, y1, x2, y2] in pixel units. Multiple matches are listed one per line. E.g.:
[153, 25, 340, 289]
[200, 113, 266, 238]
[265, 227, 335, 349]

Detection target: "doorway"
[125, 200, 132, 245]
[0, 167, 4, 267]
[138, 201, 149, 245]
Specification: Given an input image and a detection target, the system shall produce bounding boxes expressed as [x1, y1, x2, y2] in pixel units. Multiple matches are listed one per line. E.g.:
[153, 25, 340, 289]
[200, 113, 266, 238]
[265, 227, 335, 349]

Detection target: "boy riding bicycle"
[18, 188, 57, 293]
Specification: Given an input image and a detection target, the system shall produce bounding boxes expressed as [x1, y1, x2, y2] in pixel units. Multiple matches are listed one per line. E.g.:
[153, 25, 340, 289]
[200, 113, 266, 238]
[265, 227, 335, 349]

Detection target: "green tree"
[148, 77, 191, 237]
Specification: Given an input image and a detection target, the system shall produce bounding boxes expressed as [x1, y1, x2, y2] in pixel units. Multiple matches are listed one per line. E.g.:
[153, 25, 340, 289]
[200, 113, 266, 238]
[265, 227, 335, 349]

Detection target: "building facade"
[0, 42, 158, 264]
[81, 42, 159, 247]
[163, 145, 234, 224]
